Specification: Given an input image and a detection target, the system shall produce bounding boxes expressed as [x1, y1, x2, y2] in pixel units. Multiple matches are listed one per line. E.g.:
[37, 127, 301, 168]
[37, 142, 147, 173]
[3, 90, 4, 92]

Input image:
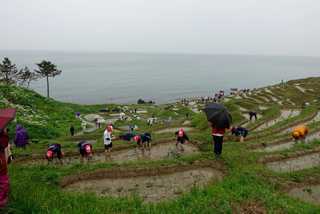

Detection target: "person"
[174, 128, 189, 152]
[210, 122, 228, 158]
[133, 133, 152, 150]
[78, 141, 93, 163]
[292, 125, 309, 143]
[46, 143, 63, 164]
[103, 125, 113, 154]
[129, 125, 134, 133]
[231, 126, 248, 142]
[14, 124, 29, 149]
[70, 125, 75, 136]
[94, 118, 99, 128]
[81, 121, 87, 132]
[249, 111, 258, 121]
[0, 128, 10, 208]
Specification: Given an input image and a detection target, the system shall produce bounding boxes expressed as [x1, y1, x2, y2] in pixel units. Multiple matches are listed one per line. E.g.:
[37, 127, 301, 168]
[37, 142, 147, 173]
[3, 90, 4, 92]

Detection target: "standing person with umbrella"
[0, 108, 16, 209]
[204, 103, 232, 158]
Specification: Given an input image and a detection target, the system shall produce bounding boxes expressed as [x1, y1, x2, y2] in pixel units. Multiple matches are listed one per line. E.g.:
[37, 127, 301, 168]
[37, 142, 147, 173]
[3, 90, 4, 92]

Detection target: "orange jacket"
[292, 125, 309, 139]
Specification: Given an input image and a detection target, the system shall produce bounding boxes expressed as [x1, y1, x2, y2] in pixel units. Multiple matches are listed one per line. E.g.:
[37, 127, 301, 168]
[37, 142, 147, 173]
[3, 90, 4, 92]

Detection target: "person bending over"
[46, 143, 63, 165]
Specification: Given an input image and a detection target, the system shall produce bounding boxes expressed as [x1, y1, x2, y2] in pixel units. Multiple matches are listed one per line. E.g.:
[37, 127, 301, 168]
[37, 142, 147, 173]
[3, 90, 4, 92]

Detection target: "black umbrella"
[203, 103, 232, 128]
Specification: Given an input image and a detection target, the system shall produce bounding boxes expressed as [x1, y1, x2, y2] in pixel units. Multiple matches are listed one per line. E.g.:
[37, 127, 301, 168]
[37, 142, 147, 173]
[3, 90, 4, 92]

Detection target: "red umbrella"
[0, 108, 16, 130]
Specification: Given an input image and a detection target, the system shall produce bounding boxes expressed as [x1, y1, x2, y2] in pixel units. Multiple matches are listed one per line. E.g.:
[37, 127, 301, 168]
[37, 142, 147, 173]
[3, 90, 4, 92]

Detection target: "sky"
[1, 0, 319, 56]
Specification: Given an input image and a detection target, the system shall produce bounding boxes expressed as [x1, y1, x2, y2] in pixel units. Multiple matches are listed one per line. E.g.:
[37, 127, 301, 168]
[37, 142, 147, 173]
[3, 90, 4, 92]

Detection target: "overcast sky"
[1, 0, 319, 56]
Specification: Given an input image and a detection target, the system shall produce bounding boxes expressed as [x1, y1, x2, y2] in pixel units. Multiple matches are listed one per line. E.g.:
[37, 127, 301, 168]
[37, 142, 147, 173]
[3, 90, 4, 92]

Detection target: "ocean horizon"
[1, 50, 320, 104]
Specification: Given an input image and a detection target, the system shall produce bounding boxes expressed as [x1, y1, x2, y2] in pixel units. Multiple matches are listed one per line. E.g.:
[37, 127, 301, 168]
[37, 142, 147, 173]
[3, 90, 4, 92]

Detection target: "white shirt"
[103, 130, 112, 145]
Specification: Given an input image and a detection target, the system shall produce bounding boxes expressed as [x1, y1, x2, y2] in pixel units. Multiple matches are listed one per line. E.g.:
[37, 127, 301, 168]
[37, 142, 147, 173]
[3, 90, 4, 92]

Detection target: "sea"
[1, 50, 320, 104]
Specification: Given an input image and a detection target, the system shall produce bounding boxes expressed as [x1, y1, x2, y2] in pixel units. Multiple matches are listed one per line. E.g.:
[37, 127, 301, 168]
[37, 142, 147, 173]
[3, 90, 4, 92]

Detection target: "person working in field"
[231, 126, 248, 142]
[249, 111, 258, 121]
[103, 124, 113, 159]
[78, 140, 93, 163]
[292, 125, 309, 143]
[133, 133, 152, 151]
[46, 143, 64, 165]
[175, 128, 189, 152]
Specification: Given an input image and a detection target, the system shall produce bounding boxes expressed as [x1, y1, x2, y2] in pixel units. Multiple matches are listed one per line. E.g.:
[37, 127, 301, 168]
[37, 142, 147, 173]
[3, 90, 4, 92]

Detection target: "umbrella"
[0, 108, 16, 131]
[203, 103, 232, 128]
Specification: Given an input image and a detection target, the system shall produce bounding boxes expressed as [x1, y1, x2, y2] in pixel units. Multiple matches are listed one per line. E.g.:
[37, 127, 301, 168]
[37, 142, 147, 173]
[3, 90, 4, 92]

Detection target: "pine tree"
[0, 57, 19, 84]
[35, 60, 62, 98]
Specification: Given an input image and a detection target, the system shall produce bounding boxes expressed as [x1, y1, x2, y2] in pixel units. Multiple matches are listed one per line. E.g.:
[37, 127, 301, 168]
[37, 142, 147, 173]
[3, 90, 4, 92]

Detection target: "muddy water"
[257, 131, 320, 153]
[22, 142, 199, 166]
[255, 110, 300, 131]
[288, 185, 320, 205]
[266, 152, 320, 173]
[64, 167, 223, 203]
[154, 127, 194, 134]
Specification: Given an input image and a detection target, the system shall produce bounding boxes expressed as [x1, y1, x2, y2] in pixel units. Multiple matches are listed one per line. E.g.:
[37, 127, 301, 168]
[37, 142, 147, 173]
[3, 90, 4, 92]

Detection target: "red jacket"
[212, 128, 226, 136]
[0, 132, 9, 175]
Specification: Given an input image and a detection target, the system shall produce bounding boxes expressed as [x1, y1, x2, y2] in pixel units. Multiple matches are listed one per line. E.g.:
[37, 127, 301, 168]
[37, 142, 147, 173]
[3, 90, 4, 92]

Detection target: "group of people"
[46, 125, 194, 164]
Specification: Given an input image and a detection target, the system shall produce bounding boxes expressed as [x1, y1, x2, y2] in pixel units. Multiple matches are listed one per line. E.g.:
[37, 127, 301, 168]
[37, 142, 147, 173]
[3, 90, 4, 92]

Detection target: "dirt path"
[75, 115, 97, 136]
[254, 110, 300, 131]
[64, 167, 223, 203]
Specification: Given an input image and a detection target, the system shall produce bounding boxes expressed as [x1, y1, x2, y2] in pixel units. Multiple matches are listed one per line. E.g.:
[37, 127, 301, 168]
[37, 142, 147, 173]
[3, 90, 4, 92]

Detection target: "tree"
[0, 57, 19, 84]
[35, 60, 62, 98]
[17, 67, 39, 88]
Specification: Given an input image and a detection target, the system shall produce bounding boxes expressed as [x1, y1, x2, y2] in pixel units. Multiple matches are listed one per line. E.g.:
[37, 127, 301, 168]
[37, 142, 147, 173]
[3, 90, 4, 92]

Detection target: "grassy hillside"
[0, 84, 103, 139]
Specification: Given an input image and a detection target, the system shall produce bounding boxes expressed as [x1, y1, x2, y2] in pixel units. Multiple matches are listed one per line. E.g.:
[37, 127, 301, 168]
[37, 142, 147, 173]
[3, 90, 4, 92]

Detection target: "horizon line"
[1, 49, 319, 59]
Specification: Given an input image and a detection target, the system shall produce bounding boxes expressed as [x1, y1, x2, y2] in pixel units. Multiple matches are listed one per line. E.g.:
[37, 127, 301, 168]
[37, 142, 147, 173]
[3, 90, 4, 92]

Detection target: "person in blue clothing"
[231, 126, 248, 142]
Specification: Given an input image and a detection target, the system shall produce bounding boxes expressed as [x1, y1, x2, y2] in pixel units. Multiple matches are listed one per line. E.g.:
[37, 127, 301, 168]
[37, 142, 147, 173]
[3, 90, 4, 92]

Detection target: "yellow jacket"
[292, 125, 309, 139]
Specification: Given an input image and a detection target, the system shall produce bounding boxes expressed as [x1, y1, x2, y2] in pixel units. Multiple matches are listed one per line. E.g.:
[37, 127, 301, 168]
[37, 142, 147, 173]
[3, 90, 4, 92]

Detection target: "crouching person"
[46, 143, 63, 165]
[78, 141, 93, 163]
[231, 126, 248, 142]
[175, 128, 189, 153]
[292, 125, 309, 143]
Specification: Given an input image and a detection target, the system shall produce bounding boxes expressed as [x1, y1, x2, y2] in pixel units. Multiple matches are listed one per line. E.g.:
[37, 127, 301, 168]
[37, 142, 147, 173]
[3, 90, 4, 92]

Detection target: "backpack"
[85, 144, 92, 154]
[178, 130, 184, 137]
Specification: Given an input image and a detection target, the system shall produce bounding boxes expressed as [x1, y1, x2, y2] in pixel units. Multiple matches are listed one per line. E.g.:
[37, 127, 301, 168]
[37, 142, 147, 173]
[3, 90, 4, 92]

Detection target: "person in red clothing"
[0, 128, 10, 208]
[210, 122, 227, 158]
